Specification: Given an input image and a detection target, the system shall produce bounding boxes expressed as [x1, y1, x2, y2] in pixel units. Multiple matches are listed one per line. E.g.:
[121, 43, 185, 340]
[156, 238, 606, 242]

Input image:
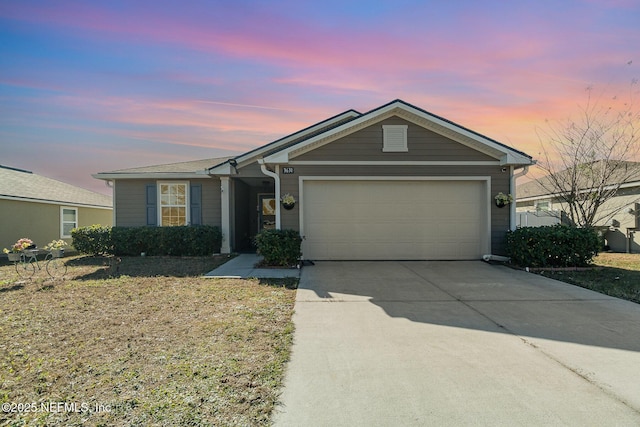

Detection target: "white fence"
[516, 210, 564, 228]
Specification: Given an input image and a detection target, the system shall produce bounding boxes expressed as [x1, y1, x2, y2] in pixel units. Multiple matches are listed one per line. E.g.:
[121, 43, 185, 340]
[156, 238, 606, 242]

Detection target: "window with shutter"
[157, 182, 190, 226]
[382, 125, 408, 152]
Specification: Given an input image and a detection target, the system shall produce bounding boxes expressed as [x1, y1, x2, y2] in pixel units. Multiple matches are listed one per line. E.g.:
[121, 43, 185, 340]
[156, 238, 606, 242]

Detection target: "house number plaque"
[282, 167, 295, 174]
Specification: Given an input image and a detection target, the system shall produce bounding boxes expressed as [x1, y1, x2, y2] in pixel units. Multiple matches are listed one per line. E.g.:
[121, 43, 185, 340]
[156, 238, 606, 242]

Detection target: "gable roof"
[93, 157, 233, 179]
[92, 99, 534, 182]
[1, 165, 112, 208]
[263, 99, 533, 166]
[207, 109, 360, 175]
[517, 161, 640, 201]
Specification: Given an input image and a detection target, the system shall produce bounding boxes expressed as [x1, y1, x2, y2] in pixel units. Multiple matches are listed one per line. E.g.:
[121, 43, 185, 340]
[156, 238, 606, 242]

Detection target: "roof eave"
[500, 152, 535, 166]
[0, 194, 112, 209]
[207, 109, 361, 174]
[92, 172, 212, 180]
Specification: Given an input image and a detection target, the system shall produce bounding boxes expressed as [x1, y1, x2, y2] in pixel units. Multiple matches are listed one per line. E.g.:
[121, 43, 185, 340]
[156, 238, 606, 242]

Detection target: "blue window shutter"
[190, 183, 202, 225]
[146, 184, 157, 226]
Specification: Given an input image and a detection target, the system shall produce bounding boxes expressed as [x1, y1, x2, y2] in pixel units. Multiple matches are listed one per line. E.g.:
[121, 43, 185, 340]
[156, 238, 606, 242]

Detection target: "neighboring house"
[1, 165, 113, 254]
[516, 161, 640, 253]
[93, 99, 534, 260]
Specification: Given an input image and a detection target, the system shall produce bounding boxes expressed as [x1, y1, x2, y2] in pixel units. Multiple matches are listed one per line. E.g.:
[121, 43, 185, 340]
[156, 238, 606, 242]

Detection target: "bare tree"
[536, 79, 640, 228]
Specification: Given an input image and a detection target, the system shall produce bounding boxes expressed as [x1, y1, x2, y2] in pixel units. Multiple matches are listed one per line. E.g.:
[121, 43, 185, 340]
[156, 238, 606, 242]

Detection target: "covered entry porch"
[218, 162, 278, 253]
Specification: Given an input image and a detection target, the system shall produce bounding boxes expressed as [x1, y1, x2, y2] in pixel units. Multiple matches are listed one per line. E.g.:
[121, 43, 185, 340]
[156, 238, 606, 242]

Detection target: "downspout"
[510, 165, 530, 231]
[258, 159, 281, 229]
[105, 180, 115, 226]
[483, 164, 530, 263]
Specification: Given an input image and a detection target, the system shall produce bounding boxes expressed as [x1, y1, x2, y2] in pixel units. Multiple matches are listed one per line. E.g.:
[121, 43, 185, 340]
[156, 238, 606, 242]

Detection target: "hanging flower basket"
[281, 193, 297, 210]
[7, 252, 21, 262]
[494, 192, 513, 208]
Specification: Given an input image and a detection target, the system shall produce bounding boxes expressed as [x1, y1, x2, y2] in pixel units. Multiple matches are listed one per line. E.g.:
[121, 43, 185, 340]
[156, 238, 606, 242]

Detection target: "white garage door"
[302, 179, 488, 260]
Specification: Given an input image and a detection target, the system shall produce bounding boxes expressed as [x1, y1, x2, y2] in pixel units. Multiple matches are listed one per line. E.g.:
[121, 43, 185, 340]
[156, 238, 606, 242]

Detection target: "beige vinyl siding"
[114, 178, 222, 227]
[77, 206, 112, 229]
[295, 117, 495, 162]
[0, 199, 112, 253]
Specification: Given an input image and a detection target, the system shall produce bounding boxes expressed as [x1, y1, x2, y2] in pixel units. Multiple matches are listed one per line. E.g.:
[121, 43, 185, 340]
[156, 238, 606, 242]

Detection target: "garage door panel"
[302, 180, 487, 260]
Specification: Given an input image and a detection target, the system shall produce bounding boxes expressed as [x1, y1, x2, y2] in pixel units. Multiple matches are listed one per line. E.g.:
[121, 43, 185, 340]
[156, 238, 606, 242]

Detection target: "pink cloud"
[3, 1, 637, 175]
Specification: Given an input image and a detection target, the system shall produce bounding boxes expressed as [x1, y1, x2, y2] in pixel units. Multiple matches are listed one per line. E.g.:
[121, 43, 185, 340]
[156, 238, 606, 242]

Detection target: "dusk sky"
[1, 0, 638, 195]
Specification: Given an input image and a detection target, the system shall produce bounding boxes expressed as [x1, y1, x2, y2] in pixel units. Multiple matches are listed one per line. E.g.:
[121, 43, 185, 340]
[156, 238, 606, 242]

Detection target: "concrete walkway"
[203, 253, 300, 279]
[273, 261, 640, 426]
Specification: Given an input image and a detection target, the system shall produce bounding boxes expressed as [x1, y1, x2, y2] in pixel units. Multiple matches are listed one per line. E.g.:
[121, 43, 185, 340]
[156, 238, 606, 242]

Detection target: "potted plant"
[494, 192, 513, 208]
[3, 238, 34, 262]
[44, 239, 68, 258]
[281, 193, 297, 210]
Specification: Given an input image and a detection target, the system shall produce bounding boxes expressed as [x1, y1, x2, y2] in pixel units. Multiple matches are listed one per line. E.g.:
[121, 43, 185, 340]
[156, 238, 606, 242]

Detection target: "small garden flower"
[281, 194, 296, 205]
[44, 240, 68, 251]
[3, 238, 34, 253]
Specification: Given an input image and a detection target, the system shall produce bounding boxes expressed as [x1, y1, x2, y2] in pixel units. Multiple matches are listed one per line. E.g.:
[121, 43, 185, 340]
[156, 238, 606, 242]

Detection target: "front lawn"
[0, 255, 297, 426]
[542, 253, 640, 304]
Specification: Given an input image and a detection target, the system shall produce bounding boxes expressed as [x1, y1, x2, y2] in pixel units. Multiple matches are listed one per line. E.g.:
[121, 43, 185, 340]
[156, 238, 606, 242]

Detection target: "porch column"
[510, 165, 516, 231]
[220, 176, 232, 253]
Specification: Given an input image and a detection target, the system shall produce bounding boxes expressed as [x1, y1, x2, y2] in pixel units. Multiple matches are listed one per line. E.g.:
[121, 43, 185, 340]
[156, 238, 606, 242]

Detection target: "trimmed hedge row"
[71, 225, 222, 256]
[71, 224, 112, 256]
[506, 225, 600, 268]
[111, 226, 222, 256]
[254, 229, 302, 266]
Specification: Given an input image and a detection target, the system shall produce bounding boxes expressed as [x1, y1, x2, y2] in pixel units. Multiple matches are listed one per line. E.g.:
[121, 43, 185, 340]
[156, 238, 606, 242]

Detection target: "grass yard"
[542, 253, 640, 304]
[0, 255, 297, 426]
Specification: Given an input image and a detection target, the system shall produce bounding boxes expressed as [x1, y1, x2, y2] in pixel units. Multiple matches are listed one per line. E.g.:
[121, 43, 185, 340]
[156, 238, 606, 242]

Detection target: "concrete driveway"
[272, 261, 640, 426]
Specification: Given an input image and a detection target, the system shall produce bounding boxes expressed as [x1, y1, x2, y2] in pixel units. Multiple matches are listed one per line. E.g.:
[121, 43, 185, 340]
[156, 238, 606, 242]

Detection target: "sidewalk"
[204, 253, 301, 279]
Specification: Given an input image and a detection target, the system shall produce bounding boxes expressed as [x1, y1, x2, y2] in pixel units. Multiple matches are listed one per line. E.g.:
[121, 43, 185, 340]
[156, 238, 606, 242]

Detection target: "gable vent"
[382, 125, 408, 152]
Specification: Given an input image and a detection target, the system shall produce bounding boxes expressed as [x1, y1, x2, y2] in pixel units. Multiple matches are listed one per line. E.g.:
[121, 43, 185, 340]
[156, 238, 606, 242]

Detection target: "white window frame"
[382, 125, 408, 152]
[157, 181, 190, 226]
[535, 200, 552, 211]
[61, 206, 78, 238]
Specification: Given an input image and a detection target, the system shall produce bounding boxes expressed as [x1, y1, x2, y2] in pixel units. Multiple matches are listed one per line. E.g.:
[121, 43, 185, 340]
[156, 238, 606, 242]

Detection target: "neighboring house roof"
[0, 165, 112, 208]
[263, 99, 533, 166]
[93, 157, 233, 179]
[517, 161, 640, 201]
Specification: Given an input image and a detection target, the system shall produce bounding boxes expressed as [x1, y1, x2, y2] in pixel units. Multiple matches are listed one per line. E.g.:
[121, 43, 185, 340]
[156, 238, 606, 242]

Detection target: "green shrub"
[71, 225, 113, 255]
[254, 229, 302, 266]
[506, 225, 600, 268]
[111, 225, 222, 256]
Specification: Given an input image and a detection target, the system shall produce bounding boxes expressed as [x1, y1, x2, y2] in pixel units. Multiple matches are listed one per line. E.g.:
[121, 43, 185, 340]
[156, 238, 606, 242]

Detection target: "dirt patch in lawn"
[0, 255, 297, 426]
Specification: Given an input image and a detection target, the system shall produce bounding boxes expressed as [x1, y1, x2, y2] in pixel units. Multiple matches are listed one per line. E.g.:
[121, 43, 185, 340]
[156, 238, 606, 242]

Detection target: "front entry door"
[258, 194, 276, 232]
